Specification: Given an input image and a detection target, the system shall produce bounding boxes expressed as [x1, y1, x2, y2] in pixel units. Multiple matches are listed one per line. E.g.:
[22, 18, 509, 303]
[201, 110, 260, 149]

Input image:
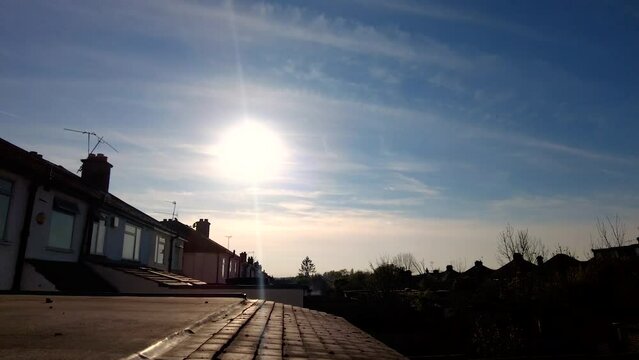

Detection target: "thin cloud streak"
[369, 0, 544, 40]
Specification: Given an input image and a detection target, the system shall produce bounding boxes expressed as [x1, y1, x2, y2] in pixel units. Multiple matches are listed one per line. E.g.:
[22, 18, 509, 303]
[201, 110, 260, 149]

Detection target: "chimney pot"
[446, 265, 453, 271]
[536, 256, 544, 265]
[513, 253, 523, 261]
[475, 260, 482, 267]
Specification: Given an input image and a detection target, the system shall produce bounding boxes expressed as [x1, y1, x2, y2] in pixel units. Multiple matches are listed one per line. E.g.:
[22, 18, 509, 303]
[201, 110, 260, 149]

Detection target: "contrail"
[0, 109, 19, 119]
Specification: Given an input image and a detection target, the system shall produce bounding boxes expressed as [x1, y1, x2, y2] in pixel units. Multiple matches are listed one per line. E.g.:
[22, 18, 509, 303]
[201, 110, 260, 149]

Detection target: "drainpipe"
[12, 182, 38, 291]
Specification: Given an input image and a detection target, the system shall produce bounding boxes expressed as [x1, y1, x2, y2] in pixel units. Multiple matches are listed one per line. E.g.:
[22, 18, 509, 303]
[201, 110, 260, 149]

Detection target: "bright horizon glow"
[215, 121, 287, 183]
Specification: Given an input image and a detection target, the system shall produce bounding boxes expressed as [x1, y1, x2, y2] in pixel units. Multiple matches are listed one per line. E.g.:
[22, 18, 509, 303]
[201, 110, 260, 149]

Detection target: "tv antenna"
[64, 128, 119, 157]
[153, 201, 178, 220]
[168, 201, 177, 220]
[225, 235, 232, 249]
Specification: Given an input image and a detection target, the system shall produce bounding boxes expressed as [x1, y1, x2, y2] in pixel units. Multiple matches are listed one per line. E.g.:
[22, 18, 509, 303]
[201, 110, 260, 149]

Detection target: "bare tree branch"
[593, 214, 627, 249]
[497, 223, 547, 264]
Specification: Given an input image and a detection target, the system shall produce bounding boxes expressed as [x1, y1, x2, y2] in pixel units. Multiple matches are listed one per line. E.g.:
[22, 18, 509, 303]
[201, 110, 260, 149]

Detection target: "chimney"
[475, 260, 483, 267]
[446, 265, 453, 272]
[29, 151, 43, 159]
[433, 269, 440, 274]
[536, 256, 544, 266]
[513, 253, 523, 261]
[194, 219, 210, 238]
[81, 153, 113, 192]
[240, 252, 247, 264]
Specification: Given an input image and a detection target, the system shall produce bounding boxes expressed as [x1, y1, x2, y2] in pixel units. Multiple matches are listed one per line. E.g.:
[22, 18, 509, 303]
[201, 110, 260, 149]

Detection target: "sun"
[216, 121, 287, 183]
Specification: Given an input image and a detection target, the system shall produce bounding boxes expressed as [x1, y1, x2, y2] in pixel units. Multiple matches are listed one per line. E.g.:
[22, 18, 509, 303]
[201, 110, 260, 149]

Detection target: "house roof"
[0, 295, 243, 359]
[0, 137, 174, 234]
[150, 299, 407, 359]
[494, 253, 537, 278]
[463, 260, 495, 279]
[0, 295, 406, 359]
[162, 219, 237, 256]
[541, 253, 582, 274]
[113, 266, 208, 287]
[592, 242, 639, 257]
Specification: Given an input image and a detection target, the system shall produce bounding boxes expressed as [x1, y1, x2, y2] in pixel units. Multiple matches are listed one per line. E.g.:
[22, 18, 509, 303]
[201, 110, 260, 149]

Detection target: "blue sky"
[2, 1, 639, 275]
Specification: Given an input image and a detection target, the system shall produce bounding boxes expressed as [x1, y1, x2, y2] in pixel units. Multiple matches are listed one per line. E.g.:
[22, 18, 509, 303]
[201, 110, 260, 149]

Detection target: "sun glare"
[216, 121, 287, 183]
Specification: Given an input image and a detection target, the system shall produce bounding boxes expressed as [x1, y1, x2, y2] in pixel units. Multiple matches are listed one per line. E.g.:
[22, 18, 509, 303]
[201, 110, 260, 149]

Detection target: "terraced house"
[0, 138, 268, 294]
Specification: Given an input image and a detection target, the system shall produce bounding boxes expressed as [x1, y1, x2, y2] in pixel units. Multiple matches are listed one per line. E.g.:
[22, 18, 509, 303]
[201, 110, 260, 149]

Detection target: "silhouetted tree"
[393, 253, 429, 274]
[497, 223, 547, 264]
[369, 263, 411, 292]
[551, 244, 577, 258]
[592, 214, 628, 249]
[375, 253, 429, 274]
[298, 256, 316, 277]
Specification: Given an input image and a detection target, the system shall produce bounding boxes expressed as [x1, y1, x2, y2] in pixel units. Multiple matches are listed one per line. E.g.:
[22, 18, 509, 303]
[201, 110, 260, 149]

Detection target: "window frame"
[221, 258, 226, 279]
[122, 223, 142, 261]
[47, 197, 79, 251]
[90, 216, 107, 255]
[154, 234, 166, 265]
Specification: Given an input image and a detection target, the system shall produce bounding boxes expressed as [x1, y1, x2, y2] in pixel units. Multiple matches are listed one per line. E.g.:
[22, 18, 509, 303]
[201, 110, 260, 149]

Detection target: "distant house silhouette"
[539, 253, 583, 277]
[592, 239, 639, 259]
[463, 260, 494, 280]
[494, 253, 537, 279]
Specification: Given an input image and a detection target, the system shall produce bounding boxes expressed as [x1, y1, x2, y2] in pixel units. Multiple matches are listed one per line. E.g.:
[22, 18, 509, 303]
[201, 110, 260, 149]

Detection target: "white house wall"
[24, 187, 87, 263]
[0, 170, 30, 290]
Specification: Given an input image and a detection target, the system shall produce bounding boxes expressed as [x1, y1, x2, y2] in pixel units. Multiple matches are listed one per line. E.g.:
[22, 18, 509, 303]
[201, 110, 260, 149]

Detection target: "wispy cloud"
[0, 109, 19, 118]
[368, 0, 543, 40]
[386, 173, 440, 197]
[463, 125, 635, 165]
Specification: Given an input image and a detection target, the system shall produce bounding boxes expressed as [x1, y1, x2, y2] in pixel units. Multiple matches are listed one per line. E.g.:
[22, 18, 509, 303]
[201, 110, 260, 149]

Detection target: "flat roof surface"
[151, 300, 406, 360]
[0, 295, 241, 359]
[0, 295, 406, 359]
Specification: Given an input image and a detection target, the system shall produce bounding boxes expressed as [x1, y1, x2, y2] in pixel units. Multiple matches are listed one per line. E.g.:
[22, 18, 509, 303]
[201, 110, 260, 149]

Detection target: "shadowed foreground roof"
[138, 299, 405, 360]
[0, 295, 405, 360]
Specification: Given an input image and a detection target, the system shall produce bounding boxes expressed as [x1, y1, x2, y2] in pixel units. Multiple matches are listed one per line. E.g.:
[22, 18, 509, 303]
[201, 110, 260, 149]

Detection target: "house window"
[122, 223, 141, 260]
[90, 218, 106, 255]
[222, 258, 226, 279]
[48, 198, 78, 250]
[0, 178, 12, 241]
[155, 235, 166, 264]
